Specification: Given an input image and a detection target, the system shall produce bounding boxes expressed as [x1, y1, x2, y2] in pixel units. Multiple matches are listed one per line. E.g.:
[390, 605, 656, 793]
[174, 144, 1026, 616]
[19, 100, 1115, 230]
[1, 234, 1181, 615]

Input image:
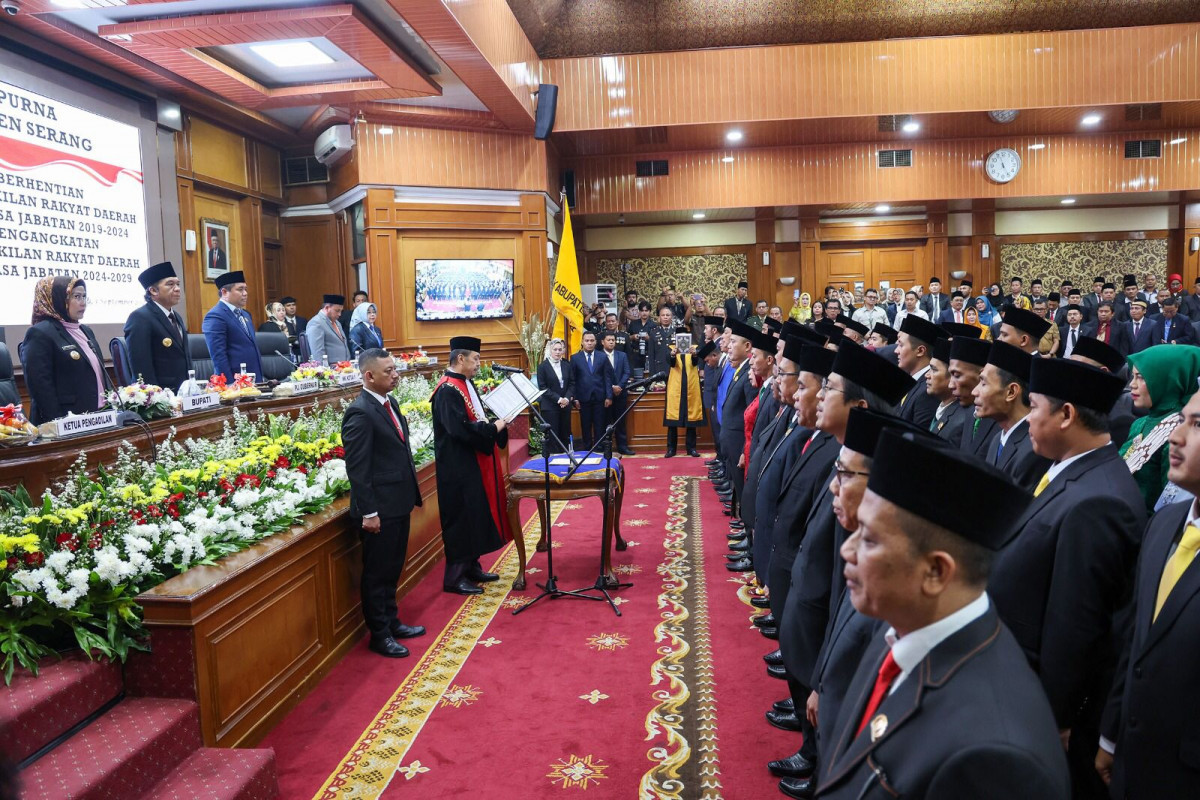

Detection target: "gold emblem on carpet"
[438, 684, 483, 708]
[547, 754, 610, 790]
[586, 631, 630, 652]
[579, 690, 610, 705]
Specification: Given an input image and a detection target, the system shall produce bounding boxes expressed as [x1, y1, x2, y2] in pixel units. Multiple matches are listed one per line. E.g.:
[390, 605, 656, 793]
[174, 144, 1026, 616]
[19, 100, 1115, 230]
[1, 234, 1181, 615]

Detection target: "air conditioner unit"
[581, 283, 619, 311]
[314, 124, 353, 166]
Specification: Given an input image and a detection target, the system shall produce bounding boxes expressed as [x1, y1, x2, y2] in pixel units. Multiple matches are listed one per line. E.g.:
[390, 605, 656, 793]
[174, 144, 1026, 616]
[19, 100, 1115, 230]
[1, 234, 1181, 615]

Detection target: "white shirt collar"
[153, 301, 175, 318]
[884, 592, 990, 693]
[998, 414, 1030, 443]
[935, 400, 955, 420]
[221, 299, 241, 315]
[362, 387, 390, 406]
[1044, 445, 1104, 485]
[911, 364, 931, 381]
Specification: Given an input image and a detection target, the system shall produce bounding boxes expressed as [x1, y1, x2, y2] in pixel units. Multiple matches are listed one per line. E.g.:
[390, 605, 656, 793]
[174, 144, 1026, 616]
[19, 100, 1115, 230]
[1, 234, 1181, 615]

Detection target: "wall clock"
[985, 148, 1022, 183]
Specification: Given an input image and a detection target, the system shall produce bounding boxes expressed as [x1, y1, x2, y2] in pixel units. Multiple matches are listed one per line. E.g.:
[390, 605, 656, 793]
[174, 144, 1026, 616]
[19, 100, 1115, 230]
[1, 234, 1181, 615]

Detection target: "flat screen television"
[414, 258, 515, 321]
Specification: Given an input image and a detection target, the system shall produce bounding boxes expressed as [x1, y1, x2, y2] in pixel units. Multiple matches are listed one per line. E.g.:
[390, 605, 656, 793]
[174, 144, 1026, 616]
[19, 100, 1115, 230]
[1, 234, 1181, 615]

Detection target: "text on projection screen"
[0, 80, 149, 326]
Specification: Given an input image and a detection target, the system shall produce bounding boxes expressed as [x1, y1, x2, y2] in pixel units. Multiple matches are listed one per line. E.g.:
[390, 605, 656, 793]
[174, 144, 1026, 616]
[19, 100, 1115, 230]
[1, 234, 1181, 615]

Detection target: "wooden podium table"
[505, 454, 627, 591]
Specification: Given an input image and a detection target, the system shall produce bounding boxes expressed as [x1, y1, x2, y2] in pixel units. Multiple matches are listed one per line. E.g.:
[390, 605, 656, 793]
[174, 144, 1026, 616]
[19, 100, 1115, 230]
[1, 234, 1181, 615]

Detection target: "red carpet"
[263, 454, 798, 798]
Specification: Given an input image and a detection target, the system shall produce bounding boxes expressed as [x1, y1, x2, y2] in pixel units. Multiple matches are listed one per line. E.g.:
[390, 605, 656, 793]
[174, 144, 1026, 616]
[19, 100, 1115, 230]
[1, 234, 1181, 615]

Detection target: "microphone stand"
[507, 372, 604, 615]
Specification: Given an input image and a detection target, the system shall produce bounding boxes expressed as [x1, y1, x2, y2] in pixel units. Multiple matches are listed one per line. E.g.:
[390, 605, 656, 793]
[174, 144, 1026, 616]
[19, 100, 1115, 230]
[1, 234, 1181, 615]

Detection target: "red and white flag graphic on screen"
[0, 134, 143, 186]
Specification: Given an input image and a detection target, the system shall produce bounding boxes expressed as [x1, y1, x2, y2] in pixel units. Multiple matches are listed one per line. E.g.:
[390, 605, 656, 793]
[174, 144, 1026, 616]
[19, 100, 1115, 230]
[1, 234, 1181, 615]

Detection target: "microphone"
[274, 349, 297, 366]
[493, 364, 525, 374]
[626, 371, 666, 390]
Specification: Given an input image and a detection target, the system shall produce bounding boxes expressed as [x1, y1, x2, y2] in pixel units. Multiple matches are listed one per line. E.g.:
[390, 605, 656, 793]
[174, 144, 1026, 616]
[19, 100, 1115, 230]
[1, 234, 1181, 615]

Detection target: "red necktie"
[385, 401, 406, 442]
[856, 650, 902, 737]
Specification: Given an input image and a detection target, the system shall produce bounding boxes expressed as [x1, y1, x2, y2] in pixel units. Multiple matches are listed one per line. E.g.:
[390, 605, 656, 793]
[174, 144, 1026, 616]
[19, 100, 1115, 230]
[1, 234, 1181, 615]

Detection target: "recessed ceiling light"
[692, 212, 706, 220]
[1081, 113, 1102, 125]
[51, 0, 86, 7]
[725, 130, 744, 143]
[875, 204, 890, 213]
[1061, 198, 1076, 204]
[901, 121, 920, 133]
[1169, 137, 1187, 145]
[250, 41, 334, 68]
[378, 127, 394, 135]
[1027, 143, 1046, 150]
[721, 156, 735, 163]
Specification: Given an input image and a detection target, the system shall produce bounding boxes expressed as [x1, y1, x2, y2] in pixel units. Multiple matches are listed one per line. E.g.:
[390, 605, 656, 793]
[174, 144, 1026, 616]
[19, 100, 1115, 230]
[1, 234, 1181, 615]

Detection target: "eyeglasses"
[820, 378, 844, 395]
[833, 460, 870, 486]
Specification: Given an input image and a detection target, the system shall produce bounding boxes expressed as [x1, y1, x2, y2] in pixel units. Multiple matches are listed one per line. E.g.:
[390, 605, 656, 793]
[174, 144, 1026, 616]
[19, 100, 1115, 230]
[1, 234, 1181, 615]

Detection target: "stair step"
[141, 748, 278, 800]
[1, 653, 122, 765]
[20, 697, 200, 799]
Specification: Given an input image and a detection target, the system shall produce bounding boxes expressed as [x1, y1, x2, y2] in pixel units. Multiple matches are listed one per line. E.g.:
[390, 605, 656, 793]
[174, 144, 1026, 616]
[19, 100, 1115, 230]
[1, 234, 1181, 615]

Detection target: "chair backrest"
[0, 342, 19, 406]
[255, 331, 294, 381]
[188, 334, 214, 381]
[297, 330, 312, 363]
[17, 340, 26, 368]
[109, 337, 133, 386]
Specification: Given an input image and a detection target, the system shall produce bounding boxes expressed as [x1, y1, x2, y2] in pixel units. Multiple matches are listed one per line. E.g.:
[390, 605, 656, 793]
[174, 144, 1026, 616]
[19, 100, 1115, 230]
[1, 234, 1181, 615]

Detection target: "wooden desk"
[505, 464, 626, 591]
[570, 389, 714, 451]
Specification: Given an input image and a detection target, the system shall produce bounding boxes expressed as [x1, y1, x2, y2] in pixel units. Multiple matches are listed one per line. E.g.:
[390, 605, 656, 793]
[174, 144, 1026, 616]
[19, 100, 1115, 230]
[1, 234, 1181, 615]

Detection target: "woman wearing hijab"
[348, 302, 384, 356]
[964, 305, 992, 340]
[535, 338, 573, 453]
[973, 295, 996, 328]
[789, 292, 813, 324]
[22, 275, 112, 424]
[1121, 345, 1200, 512]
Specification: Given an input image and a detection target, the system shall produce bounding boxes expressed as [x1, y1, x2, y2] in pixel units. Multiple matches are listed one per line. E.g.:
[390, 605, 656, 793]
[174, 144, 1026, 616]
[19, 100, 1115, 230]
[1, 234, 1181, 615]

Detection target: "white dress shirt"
[1043, 446, 1103, 488]
[885, 592, 991, 694]
[998, 414, 1030, 446]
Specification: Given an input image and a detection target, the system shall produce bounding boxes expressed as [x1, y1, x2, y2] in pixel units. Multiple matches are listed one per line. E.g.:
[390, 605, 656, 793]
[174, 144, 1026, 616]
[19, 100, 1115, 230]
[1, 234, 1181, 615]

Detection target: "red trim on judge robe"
[434, 374, 512, 542]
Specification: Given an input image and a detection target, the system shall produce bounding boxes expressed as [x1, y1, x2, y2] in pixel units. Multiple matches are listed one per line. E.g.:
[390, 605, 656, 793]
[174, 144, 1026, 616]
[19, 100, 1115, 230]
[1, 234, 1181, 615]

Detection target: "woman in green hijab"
[1121, 344, 1200, 512]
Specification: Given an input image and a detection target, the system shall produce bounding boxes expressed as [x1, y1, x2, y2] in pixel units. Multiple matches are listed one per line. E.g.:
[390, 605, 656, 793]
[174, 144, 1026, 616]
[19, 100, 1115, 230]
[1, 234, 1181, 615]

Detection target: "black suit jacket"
[341, 391, 421, 519]
[1125, 319, 1156, 354]
[569, 350, 613, 403]
[898, 370, 938, 430]
[124, 302, 193, 390]
[723, 296, 751, 322]
[743, 403, 787, 532]
[21, 319, 113, 424]
[811, 587, 883, 756]
[1104, 501, 1200, 798]
[1080, 320, 1133, 357]
[985, 420, 1051, 492]
[718, 361, 755, 464]
[988, 445, 1146, 727]
[536, 359, 574, 405]
[815, 608, 1069, 799]
[1146, 313, 1199, 346]
[960, 415, 999, 457]
[935, 401, 969, 444]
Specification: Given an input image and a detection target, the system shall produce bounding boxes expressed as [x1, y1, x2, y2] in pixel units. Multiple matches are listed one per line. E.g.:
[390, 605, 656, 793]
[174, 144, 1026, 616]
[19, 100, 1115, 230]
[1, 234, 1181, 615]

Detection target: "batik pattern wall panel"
[595, 254, 748, 307]
[1000, 240, 1169, 290]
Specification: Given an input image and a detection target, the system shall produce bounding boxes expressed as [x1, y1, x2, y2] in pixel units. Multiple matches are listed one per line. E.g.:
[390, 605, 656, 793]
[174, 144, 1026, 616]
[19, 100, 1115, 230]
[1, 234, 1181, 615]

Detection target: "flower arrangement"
[289, 362, 336, 386]
[332, 361, 358, 375]
[105, 382, 175, 421]
[396, 349, 431, 368]
[0, 405, 351, 683]
[390, 372, 438, 465]
[474, 363, 506, 395]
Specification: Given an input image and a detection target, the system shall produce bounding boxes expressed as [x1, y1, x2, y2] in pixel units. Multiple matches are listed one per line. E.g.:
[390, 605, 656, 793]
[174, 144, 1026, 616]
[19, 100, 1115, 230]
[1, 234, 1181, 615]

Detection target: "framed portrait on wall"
[201, 219, 231, 282]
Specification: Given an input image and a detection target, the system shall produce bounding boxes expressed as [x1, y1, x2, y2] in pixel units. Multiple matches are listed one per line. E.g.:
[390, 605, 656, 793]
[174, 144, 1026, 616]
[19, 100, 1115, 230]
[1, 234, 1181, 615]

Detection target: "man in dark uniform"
[432, 336, 511, 595]
[1069, 336, 1136, 447]
[644, 305, 676, 379]
[124, 261, 192, 390]
[948, 336, 997, 456]
[814, 430, 1069, 799]
[341, 348, 425, 658]
[718, 319, 758, 539]
[603, 312, 629, 352]
[626, 301, 653, 374]
[926, 338, 963, 438]
[724, 280, 751, 322]
[989, 358, 1146, 798]
[974, 341, 1050, 492]
[895, 315, 945, 429]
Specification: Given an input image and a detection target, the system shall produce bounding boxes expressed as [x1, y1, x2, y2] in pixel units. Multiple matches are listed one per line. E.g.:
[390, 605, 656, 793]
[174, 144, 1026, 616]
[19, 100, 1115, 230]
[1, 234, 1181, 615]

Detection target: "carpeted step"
[0, 652, 123, 765]
[141, 748, 279, 800]
[20, 697, 200, 799]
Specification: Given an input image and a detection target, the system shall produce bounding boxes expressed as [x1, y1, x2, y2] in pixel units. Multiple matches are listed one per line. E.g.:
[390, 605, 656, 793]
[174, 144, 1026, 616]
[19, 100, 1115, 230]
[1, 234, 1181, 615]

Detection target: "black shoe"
[727, 531, 747, 543]
[750, 595, 771, 609]
[687, 449, 701, 457]
[725, 558, 753, 572]
[763, 649, 784, 666]
[753, 612, 776, 628]
[769, 752, 815, 779]
[390, 622, 426, 639]
[778, 778, 814, 799]
[766, 662, 786, 678]
[729, 539, 751, 552]
[466, 570, 500, 582]
[729, 519, 745, 529]
[618, 447, 636, 456]
[766, 710, 803, 732]
[444, 580, 484, 595]
[726, 552, 750, 561]
[715, 481, 731, 491]
[368, 636, 410, 658]
[771, 696, 793, 712]
[760, 626, 779, 640]
[665, 449, 677, 458]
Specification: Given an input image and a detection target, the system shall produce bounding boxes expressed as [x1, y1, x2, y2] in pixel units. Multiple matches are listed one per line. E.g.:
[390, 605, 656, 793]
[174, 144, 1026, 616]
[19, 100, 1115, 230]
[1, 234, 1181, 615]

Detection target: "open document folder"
[481, 373, 546, 422]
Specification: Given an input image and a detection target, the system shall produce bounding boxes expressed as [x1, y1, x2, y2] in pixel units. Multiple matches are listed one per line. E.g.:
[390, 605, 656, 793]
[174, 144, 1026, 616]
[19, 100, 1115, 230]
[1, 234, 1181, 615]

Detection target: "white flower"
[66, 568, 90, 593]
[94, 547, 135, 584]
[45, 550, 75, 575]
[45, 586, 82, 609]
[123, 533, 154, 553]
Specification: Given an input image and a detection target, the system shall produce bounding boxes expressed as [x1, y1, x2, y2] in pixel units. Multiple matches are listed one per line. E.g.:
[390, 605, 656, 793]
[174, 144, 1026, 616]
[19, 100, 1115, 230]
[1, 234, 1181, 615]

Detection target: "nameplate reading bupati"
[40, 410, 118, 438]
[181, 393, 219, 413]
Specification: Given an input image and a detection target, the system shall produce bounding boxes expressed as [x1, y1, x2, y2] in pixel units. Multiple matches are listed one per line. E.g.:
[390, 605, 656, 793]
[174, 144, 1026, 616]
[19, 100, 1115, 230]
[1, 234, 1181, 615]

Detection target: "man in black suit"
[341, 348, 425, 658]
[895, 315, 944, 429]
[1097, 390, 1200, 797]
[918, 276, 947, 320]
[724, 280, 751, 322]
[1115, 276, 1140, 321]
[1148, 295, 1198, 346]
[1084, 301, 1132, 356]
[816, 431, 1069, 799]
[1185, 276, 1200, 319]
[973, 341, 1050, 491]
[599, 330, 635, 455]
[926, 338, 965, 439]
[1082, 276, 1105, 316]
[536, 339, 574, 453]
[1125, 299, 1154, 353]
[718, 319, 758, 532]
[989, 358, 1146, 797]
[945, 336, 990, 448]
[281, 296, 307, 338]
[124, 261, 192, 390]
[569, 331, 613, 451]
[999, 305, 1052, 356]
[1058, 304, 1087, 358]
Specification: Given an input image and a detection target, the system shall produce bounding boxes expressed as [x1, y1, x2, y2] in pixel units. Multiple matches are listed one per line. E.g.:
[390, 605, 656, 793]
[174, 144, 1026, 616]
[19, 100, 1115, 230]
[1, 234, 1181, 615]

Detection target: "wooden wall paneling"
[774, 249, 801, 311]
[1183, 202, 1200, 284]
[930, 237, 948, 280]
[189, 117, 251, 189]
[800, 242, 818, 300]
[192, 190, 244, 320]
[253, 141, 283, 201]
[263, 245, 282, 307]
[874, 244, 923, 295]
[280, 217, 343, 323]
[261, 210, 281, 243]
[175, 124, 192, 175]
[240, 198, 267, 324]
[367, 228, 400, 347]
[177, 178, 201, 330]
[754, 215, 775, 306]
[971, 208, 999, 288]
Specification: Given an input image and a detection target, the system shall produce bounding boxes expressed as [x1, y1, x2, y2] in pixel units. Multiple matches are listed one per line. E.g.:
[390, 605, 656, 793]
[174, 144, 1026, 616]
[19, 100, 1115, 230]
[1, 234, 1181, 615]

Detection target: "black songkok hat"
[751, 331, 778, 354]
[1093, 276, 1106, 284]
[792, 325, 829, 347]
[450, 336, 482, 352]
[1123, 277, 1139, 289]
[214, 270, 245, 290]
[844, 407, 934, 459]
[737, 280, 749, 289]
[697, 340, 717, 359]
[869, 430, 1032, 550]
[872, 323, 898, 344]
[323, 294, 345, 305]
[899, 314, 946, 347]
[1047, 292, 1061, 302]
[931, 337, 952, 364]
[949, 336, 991, 368]
[703, 315, 724, 327]
[813, 319, 840, 340]
[987, 340, 1033, 383]
[831, 343, 916, 405]
[764, 317, 783, 334]
[138, 261, 176, 290]
[798, 345, 836, 377]
[843, 317, 870, 337]
[780, 319, 805, 339]
[727, 319, 759, 341]
[1029, 357, 1126, 413]
[940, 321, 982, 340]
[1070, 336, 1126, 374]
[781, 335, 806, 363]
[1001, 306, 1052, 339]
[1102, 283, 1116, 292]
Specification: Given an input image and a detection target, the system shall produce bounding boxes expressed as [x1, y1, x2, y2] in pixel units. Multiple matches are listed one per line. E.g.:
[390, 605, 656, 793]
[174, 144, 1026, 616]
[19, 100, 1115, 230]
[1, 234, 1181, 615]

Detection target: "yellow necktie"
[1154, 523, 1200, 620]
[1033, 471, 1052, 497]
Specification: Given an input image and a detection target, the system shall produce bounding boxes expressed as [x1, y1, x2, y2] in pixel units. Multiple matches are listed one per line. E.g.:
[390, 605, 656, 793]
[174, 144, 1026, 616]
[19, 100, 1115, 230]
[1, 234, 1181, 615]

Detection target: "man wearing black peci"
[124, 261, 192, 390]
[341, 348, 425, 658]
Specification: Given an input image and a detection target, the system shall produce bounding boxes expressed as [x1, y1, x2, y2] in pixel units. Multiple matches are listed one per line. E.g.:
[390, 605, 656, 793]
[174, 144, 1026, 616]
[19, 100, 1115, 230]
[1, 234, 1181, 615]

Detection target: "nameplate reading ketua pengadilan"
[40, 409, 119, 438]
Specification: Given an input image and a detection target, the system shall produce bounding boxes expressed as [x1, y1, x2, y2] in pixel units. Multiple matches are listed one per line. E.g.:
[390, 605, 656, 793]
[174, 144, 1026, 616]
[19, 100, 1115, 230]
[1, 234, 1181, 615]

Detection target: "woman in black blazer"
[22, 276, 113, 425]
[535, 338, 574, 454]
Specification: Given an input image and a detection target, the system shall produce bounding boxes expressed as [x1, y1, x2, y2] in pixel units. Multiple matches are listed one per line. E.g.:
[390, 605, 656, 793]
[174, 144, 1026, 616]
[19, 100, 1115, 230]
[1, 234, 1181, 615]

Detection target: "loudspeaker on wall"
[534, 84, 558, 140]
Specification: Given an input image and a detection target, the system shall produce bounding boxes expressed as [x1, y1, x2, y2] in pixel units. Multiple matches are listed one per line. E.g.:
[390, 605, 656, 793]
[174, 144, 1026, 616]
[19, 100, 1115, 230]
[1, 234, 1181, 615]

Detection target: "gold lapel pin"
[70, 350, 81, 360]
[162, 337, 173, 348]
[870, 713, 888, 742]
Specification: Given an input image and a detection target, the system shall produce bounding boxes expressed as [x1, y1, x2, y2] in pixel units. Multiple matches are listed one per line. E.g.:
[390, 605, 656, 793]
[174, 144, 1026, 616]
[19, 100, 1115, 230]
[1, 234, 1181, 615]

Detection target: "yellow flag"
[552, 198, 587, 354]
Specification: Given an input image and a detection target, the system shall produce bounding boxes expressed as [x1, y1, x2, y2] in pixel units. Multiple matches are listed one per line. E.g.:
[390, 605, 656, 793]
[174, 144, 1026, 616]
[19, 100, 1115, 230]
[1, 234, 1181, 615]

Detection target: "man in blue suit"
[600, 331, 635, 455]
[1147, 295, 1198, 347]
[202, 270, 263, 381]
[570, 331, 614, 450]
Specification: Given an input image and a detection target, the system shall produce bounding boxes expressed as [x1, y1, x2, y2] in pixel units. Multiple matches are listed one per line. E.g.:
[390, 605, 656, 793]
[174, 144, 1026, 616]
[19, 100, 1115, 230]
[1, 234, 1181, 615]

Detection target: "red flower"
[266, 469, 277, 479]
[6, 556, 19, 570]
[332, 446, 345, 459]
[169, 492, 185, 503]
[55, 532, 79, 552]
[274, 456, 290, 469]
[23, 551, 44, 567]
[297, 465, 308, 475]
[197, 491, 208, 499]
[147, 505, 162, 518]
[88, 534, 103, 550]
[166, 503, 180, 519]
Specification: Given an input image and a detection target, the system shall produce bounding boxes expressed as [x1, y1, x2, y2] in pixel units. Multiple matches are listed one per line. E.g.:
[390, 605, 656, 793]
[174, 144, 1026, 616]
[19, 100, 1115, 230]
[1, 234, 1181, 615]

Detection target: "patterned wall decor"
[1000, 239, 1169, 290]
[595, 254, 748, 307]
